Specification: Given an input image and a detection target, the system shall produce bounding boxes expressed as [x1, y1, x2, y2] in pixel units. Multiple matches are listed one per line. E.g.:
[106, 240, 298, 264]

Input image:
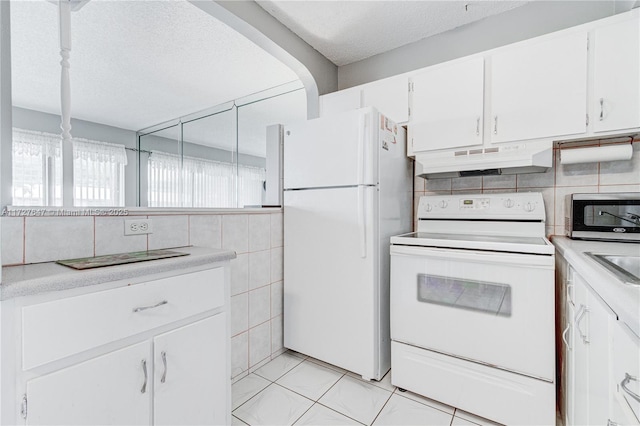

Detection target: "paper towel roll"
[560, 144, 633, 165]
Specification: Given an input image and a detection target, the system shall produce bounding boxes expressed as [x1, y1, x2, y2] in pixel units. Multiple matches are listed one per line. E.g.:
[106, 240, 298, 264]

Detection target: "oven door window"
[417, 274, 512, 317]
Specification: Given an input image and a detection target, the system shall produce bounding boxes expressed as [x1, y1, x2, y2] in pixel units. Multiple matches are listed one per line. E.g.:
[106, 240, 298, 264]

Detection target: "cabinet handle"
[599, 98, 604, 121]
[141, 359, 148, 394]
[621, 373, 640, 403]
[133, 300, 168, 313]
[476, 117, 480, 136]
[575, 304, 589, 344]
[493, 116, 498, 135]
[161, 351, 168, 384]
[561, 323, 572, 351]
[608, 420, 619, 426]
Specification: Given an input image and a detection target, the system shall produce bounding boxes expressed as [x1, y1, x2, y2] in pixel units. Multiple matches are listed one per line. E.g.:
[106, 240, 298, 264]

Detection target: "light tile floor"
[232, 351, 502, 426]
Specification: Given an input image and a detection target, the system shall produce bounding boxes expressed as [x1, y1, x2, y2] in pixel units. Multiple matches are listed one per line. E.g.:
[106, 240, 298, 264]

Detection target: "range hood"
[414, 141, 553, 179]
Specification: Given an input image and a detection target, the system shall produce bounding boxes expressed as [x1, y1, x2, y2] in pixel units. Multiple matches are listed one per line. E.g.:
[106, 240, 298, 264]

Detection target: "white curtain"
[12, 128, 63, 206]
[72, 138, 128, 207]
[148, 151, 265, 208]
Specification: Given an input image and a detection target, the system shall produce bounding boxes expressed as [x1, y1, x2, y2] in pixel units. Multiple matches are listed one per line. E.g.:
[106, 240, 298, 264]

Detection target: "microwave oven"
[565, 193, 640, 242]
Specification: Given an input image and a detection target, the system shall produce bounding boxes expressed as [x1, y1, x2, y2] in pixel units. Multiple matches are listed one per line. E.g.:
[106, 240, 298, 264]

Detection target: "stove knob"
[524, 202, 536, 212]
[504, 198, 515, 208]
[439, 200, 448, 209]
[423, 203, 433, 212]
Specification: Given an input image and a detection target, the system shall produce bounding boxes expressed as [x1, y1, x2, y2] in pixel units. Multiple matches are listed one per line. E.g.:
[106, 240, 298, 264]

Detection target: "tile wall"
[1, 209, 284, 382]
[413, 140, 640, 236]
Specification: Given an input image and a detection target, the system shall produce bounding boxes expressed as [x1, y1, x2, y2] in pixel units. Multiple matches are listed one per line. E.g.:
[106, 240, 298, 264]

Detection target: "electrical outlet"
[124, 219, 153, 236]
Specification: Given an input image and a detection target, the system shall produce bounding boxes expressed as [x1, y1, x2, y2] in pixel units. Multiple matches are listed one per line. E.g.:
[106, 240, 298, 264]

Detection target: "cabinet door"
[319, 88, 361, 117]
[585, 284, 614, 425]
[362, 75, 409, 123]
[572, 273, 589, 426]
[409, 57, 484, 152]
[25, 342, 150, 425]
[592, 15, 640, 133]
[491, 32, 588, 143]
[153, 314, 228, 426]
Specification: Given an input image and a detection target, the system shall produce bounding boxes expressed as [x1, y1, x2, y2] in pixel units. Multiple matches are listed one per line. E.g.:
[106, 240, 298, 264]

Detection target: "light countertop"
[1, 246, 236, 301]
[552, 236, 640, 336]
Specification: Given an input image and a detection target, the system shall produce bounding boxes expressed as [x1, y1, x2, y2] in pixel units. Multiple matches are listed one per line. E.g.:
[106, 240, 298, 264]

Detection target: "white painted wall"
[338, 1, 629, 89]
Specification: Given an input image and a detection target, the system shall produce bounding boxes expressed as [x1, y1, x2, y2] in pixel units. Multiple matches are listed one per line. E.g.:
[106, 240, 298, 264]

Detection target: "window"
[72, 139, 127, 207]
[12, 128, 62, 206]
[11, 128, 127, 207]
[147, 151, 265, 208]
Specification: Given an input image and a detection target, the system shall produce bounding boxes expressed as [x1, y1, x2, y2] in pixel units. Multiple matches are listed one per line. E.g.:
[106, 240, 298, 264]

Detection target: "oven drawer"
[391, 341, 556, 426]
[390, 245, 555, 380]
[22, 268, 225, 370]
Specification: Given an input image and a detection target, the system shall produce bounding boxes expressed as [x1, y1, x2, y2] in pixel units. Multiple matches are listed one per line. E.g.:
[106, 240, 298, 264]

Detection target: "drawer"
[22, 267, 225, 370]
[612, 321, 640, 423]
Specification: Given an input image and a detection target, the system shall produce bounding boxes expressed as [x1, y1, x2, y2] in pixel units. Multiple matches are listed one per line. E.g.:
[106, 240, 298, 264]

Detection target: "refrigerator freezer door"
[283, 108, 377, 189]
[284, 185, 383, 379]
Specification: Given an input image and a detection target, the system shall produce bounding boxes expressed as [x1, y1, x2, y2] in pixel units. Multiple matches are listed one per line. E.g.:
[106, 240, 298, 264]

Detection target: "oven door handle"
[390, 244, 552, 267]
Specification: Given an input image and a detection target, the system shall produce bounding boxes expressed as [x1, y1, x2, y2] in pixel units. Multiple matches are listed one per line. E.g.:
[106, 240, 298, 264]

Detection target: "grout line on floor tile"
[313, 401, 368, 426]
[367, 389, 394, 426]
[232, 414, 249, 425]
[394, 390, 456, 417]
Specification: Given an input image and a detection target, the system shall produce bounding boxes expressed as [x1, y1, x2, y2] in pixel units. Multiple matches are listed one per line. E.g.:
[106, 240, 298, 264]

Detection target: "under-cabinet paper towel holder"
[558, 135, 636, 165]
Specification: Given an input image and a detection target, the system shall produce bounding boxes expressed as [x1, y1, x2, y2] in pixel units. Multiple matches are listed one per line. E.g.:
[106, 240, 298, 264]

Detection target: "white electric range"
[390, 192, 555, 426]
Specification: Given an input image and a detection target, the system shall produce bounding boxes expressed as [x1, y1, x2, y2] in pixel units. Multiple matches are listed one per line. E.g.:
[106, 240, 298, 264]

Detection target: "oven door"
[390, 244, 555, 381]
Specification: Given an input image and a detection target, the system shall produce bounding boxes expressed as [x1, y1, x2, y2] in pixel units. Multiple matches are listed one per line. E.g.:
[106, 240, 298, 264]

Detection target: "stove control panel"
[418, 192, 545, 221]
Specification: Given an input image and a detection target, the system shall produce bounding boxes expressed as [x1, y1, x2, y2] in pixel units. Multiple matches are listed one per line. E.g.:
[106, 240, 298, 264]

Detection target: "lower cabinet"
[26, 342, 151, 425]
[6, 265, 230, 426]
[562, 262, 640, 426]
[24, 314, 227, 426]
[153, 315, 227, 426]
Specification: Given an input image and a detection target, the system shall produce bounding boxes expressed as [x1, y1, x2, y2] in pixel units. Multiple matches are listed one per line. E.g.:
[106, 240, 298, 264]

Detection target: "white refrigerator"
[283, 107, 412, 380]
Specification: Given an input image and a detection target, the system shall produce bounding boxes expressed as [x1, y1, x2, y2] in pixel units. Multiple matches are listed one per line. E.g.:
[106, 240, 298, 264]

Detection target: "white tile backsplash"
[95, 215, 147, 256]
[249, 250, 271, 290]
[231, 253, 249, 296]
[223, 214, 249, 254]
[1, 217, 24, 265]
[270, 213, 283, 248]
[25, 216, 94, 263]
[249, 286, 271, 328]
[271, 281, 283, 318]
[231, 293, 249, 336]
[249, 321, 271, 366]
[189, 215, 222, 248]
[270, 247, 283, 283]
[599, 143, 640, 186]
[231, 332, 249, 379]
[249, 215, 270, 252]
[147, 215, 189, 250]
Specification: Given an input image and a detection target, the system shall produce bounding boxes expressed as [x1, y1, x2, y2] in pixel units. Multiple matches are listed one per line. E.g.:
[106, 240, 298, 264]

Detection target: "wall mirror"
[8, 0, 307, 209]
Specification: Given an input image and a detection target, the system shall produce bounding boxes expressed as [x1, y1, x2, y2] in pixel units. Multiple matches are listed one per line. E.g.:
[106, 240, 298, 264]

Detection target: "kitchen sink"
[585, 253, 640, 286]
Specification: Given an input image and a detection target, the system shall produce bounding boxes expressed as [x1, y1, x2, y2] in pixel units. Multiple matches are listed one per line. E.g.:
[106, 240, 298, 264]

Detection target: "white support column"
[58, 0, 74, 206]
[0, 0, 13, 212]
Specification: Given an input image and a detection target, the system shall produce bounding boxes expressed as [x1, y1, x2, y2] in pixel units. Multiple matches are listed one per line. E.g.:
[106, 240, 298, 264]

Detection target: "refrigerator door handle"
[358, 185, 367, 258]
[357, 112, 366, 186]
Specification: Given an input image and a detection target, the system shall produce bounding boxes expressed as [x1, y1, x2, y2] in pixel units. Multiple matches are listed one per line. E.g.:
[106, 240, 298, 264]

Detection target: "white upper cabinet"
[362, 74, 409, 123]
[409, 57, 484, 153]
[319, 87, 361, 117]
[591, 14, 640, 133]
[320, 75, 409, 124]
[490, 32, 588, 143]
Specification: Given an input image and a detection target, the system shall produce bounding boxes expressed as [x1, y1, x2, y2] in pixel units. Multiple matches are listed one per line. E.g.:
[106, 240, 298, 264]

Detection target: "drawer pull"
[141, 359, 148, 394]
[621, 373, 640, 403]
[161, 351, 168, 384]
[133, 300, 168, 313]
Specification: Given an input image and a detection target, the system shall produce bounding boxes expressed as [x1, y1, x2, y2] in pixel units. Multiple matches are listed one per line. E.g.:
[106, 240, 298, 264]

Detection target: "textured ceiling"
[10, 0, 300, 132]
[257, 0, 529, 66]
